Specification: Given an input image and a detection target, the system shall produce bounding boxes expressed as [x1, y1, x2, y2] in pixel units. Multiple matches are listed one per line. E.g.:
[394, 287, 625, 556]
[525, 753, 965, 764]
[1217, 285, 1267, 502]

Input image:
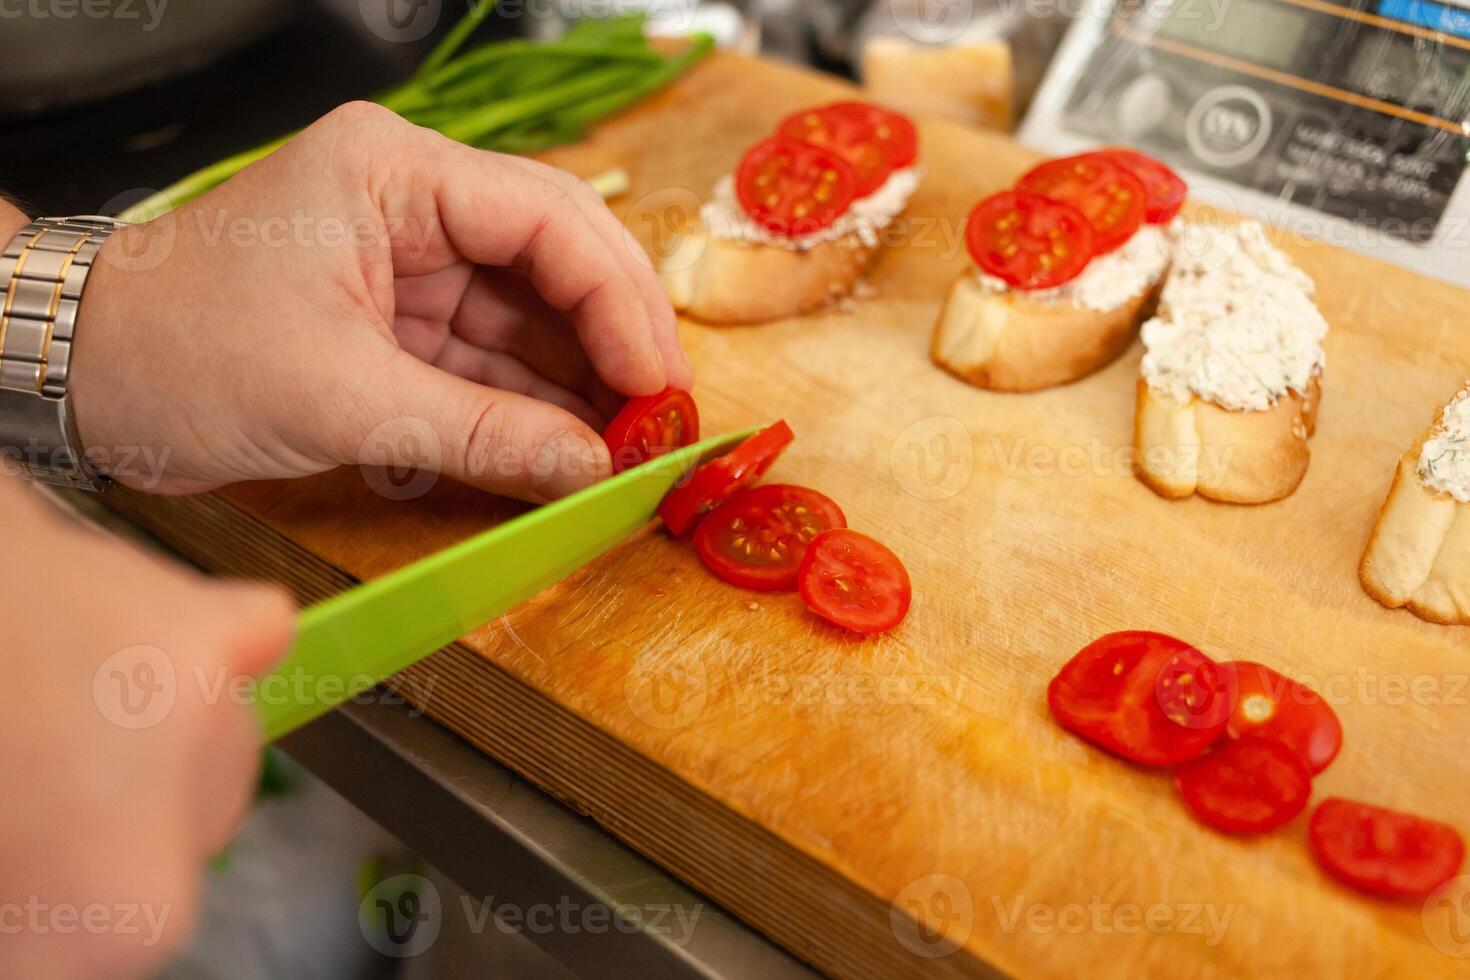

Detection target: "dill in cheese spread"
[702, 167, 921, 250]
[973, 224, 1172, 313]
[1419, 386, 1470, 502]
[1141, 221, 1327, 413]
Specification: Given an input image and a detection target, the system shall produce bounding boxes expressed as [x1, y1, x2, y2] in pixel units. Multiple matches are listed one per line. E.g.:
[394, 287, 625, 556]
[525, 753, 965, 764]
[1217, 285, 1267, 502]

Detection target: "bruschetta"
[932, 150, 1185, 392]
[1133, 220, 1327, 504]
[1360, 385, 1470, 625]
[658, 101, 921, 326]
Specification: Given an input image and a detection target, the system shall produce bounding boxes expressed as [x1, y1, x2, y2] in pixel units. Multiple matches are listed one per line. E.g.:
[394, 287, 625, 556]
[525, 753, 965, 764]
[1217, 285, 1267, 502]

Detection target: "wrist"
[0, 200, 27, 242]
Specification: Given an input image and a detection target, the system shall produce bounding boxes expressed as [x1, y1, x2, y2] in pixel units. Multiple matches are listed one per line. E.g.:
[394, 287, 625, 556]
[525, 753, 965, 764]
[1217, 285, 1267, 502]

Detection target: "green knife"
[253, 427, 759, 742]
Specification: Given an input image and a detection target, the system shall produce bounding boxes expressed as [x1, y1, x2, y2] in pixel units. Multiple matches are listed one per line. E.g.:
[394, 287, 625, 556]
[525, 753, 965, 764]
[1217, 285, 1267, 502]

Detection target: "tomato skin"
[658, 421, 795, 536]
[602, 388, 700, 474]
[797, 529, 911, 634]
[1095, 148, 1187, 224]
[735, 138, 860, 237]
[1174, 737, 1312, 835]
[1310, 798, 1466, 899]
[965, 190, 1095, 290]
[777, 106, 896, 196]
[1017, 154, 1147, 254]
[694, 484, 846, 592]
[821, 101, 920, 169]
[1047, 631, 1229, 766]
[1219, 661, 1342, 775]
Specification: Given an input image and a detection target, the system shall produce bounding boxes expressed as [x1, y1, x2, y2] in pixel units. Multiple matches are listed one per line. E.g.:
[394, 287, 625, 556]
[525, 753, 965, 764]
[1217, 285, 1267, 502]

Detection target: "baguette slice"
[1360, 423, 1470, 626]
[931, 274, 1160, 392]
[658, 218, 879, 326]
[1134, 375, 1321, 504]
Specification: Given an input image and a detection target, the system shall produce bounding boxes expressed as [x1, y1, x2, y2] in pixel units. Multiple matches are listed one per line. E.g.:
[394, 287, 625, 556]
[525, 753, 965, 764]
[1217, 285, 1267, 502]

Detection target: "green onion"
[117, 4, 711, 223]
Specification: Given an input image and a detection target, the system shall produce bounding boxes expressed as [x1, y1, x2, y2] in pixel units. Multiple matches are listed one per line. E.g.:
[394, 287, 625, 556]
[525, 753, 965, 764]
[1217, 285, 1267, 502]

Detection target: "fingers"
[358, 352, 613, 502]
[210, 582, 297, 680]
[432, 335, 605, 430]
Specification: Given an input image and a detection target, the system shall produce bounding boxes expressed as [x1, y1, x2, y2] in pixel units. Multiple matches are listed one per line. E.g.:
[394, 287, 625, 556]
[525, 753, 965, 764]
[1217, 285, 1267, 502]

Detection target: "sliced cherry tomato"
[735, 138, 860, 237]
[1095, 147, 1188, 224]
[694, 484, 846, 592]
[797, 529, 911, 634]
[965, 190, 1095, 291]
[777, 106, 896, 196]
[1017, 154, 1147, 254]
[1047, 631, 1230, 766]
[602, 388, 700, 474]
[1219, 661, 1342, 775]
[658, 421, 795, 536]
[1310, 798, 1466, 899]
[821, 101, 919, 168]
[1174, 737, 1312, 835]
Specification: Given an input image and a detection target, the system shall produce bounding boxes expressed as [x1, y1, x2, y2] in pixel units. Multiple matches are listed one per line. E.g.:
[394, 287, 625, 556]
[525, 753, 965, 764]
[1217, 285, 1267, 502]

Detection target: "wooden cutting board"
[107, 52, 1470, 979]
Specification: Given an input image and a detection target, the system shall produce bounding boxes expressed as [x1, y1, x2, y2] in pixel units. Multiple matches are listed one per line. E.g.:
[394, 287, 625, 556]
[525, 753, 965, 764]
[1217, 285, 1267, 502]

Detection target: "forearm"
[0, 195, 28, 240]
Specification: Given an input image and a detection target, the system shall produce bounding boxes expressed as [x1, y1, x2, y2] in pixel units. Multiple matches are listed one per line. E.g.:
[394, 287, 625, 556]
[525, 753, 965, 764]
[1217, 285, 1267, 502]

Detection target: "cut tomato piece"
[735, 137, 860, 237]
[1174, 737, 1312, 834]
[1310, 798, 1466, 899]
[1047, 631, 1230, 766]
[821, 101, 919, 168]
[965, 190, 1094, 290]
[602, 388, 700, 473]
[797, 529, 911, 634]
[777, 106, 896, 196]
[1220, 661, 1342, 775]
[658, 421, 795, 536]
[1096, 147, 1188, 224]
[694, 484, 846, 592]
[1017, 154, 1147, 254]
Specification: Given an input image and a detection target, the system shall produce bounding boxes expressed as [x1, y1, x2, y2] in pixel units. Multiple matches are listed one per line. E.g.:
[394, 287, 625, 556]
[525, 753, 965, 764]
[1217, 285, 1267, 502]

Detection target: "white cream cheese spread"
[1141, 221, 1327, 413]
[701, 167, 921, 250]
[1419, 386, 1470, 502]
[973, 224, 1172, 313]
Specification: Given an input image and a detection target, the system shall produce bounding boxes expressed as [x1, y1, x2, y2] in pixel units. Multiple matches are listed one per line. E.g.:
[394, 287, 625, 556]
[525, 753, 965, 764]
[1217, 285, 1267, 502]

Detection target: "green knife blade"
[254, 427, 760, 742]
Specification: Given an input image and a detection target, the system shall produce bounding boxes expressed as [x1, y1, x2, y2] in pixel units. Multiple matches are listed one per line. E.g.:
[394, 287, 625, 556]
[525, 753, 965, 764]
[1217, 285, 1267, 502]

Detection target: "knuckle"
[461, 398, 515, 481]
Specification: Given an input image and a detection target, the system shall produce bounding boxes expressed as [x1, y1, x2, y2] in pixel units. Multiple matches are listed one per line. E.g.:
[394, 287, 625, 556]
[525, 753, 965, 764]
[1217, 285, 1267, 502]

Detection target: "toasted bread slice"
[860, 36, 1014, 132]
[657, 218, 879, 326]
[1360, 428, 1470, 626]
[1134, 375, 1321, 504]
[930, 274, 1160, 392]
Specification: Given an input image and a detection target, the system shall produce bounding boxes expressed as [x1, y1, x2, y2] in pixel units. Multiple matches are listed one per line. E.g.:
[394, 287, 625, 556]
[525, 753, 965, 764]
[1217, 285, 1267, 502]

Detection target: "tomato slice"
[694, 484, 846, 592]
[821, 101, 919, 169]
[1017, 154, 1147, 254]
[776, 106, 896, 196]
[1096, 148, 1188, 224]
[1219, 661, 1342, 775]
[1047, 631, 1230, 766]
[602, 388, 700, 474]
[1310, 798, 1465, 899]
[797, 529, 911, 634]
[658, 421, 795, 536]
[965, 190, 1095, 291]
[735, 137, 860, 237]
[1174, 737, 1312, 834]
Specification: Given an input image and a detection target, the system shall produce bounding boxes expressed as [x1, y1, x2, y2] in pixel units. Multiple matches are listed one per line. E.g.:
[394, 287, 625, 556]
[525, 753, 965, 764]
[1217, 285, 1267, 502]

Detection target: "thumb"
[209, 581, 296, 680]
[355, 353, 613, 503]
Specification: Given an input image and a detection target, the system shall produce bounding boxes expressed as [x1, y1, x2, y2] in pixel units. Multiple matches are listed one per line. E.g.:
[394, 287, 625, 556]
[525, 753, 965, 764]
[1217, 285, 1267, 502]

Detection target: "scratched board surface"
[144, 53, 1470, 979]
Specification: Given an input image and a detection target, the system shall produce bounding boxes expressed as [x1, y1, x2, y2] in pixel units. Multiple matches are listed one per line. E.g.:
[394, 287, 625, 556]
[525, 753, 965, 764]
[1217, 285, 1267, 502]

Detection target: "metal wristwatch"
[0, 216, 126, 491]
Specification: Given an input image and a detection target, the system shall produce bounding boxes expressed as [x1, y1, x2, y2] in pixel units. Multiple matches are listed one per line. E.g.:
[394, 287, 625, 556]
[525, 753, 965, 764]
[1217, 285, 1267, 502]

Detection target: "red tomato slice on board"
[1174, 737, 1312, 835]
[1047, 631, 1230, 766]
[1017, 154, 1147, 254]
[1219, 661, 1342, 775]
[1096, 147, 1188, 224]
[965, 190, 1095, 290]
[602, 388, 700, 474]
[735, 137, 860, 237]
[1310, 798, 1466, 899]
[694, 484, 847, 592]
[821, 101, 920, 168]
[658, 421, 795, 536]
[797, 529, 911, 634]
[777, 106, 897, 196]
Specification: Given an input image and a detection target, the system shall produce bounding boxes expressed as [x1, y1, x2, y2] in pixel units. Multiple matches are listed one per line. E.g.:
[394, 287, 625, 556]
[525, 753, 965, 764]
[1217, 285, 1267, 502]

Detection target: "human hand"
[70, 101, 692, 498]
[0, 481, 294, 979]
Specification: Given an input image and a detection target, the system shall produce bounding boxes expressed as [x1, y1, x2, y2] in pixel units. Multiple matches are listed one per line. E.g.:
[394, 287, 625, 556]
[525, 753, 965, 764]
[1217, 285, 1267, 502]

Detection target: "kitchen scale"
[1020, 0, 1470, 286]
